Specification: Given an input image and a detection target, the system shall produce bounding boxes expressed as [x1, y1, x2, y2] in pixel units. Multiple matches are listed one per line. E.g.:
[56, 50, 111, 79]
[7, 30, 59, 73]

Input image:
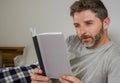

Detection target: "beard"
[79, 27, 104, 48]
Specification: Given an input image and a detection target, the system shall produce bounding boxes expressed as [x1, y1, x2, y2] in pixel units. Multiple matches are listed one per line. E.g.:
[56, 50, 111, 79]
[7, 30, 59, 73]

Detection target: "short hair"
[70, 0, 108, 21]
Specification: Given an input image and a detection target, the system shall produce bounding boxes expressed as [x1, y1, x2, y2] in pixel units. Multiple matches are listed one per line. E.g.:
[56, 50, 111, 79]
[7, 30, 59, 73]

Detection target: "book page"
[37, 32, 72, 78]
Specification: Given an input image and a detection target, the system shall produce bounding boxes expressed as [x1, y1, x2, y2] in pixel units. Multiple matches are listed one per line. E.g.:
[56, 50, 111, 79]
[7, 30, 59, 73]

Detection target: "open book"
[32, 32, 72, 78]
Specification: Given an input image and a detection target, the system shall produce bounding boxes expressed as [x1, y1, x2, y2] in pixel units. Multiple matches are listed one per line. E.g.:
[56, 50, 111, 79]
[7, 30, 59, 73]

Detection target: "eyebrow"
[84, 19, 95, 23]
[73, 20, 95, 25]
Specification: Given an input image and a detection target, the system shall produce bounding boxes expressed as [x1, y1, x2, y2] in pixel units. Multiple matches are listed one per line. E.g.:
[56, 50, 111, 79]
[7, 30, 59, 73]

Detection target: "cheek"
[88, 30, 96, 38]
[75, 28, 81, 35]
[88, 25, 101, 36]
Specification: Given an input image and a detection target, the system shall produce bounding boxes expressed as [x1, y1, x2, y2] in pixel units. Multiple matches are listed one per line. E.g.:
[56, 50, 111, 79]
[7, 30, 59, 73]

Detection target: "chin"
[83, 42, 95, 48]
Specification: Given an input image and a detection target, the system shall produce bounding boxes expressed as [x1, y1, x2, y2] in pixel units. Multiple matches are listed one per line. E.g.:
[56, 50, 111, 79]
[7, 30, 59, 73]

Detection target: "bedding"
[0, 63, 39, 83]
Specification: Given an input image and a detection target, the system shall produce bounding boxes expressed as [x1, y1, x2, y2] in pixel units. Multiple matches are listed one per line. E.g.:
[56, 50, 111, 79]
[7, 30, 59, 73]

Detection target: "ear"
[103, 17, 110, 30]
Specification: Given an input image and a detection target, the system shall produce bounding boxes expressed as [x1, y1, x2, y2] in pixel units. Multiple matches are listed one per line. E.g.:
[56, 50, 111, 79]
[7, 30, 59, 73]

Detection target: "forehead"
[73, 10, 99, 22]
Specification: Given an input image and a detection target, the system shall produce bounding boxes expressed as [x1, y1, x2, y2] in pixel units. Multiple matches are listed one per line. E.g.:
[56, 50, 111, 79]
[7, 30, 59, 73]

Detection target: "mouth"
[82, 37, 92, 43]
[79, 34, 93, 44]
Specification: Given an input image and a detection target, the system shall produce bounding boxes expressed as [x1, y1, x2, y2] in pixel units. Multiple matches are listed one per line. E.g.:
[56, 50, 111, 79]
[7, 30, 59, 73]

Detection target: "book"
[32, 32, 72, 78]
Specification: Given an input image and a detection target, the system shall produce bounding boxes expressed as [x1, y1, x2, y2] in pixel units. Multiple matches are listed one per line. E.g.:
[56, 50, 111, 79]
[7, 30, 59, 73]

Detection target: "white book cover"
[36, 32, 72, 78]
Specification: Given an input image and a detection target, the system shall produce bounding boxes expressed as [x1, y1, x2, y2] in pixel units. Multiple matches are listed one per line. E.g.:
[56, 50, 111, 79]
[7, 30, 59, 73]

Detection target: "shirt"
[66, 35, 120, 83]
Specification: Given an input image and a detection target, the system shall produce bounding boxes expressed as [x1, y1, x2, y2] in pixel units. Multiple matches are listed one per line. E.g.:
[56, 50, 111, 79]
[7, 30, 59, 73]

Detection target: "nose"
[79, 26, 87, 35]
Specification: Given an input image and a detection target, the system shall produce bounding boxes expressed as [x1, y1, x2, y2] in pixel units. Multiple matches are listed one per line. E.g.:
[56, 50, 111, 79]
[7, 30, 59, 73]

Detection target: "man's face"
[73, 10, 104, 48]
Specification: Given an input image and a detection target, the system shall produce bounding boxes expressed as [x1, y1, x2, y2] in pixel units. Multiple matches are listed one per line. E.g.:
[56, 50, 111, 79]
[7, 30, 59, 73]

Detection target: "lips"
[80, 35, 93, 43]
[81, 35, 91, 40]
[80, 34, 93, 43]
[82, 37, 91, 42]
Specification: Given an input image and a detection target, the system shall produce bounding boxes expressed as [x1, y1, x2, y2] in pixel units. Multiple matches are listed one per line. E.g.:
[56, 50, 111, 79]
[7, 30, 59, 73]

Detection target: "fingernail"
[62, 76, 66, 78]
[45, 77, 49, 80]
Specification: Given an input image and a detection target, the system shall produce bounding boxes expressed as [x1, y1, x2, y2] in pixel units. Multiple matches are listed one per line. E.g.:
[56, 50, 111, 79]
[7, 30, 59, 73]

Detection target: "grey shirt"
[66, 35, 120, 83]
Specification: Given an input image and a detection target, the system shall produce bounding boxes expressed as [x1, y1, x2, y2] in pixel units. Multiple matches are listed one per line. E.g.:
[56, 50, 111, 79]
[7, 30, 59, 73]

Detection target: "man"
[31, 0, 120, 83]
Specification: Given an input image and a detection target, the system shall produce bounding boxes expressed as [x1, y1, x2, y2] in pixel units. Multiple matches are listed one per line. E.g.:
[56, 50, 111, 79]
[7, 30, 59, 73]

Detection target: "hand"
[59, 75, 83, 83]
[31, 68, 51, 83]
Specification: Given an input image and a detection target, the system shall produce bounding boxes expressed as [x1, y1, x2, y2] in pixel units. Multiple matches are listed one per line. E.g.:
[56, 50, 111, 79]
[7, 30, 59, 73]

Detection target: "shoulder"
[106, 42, 120, 79]
[110, 42, 120, 56]
[106, 42, 120, 69]
[65, 35, 82, 59]
[104, 42, 120, 62]
[66, 35, 80, 46]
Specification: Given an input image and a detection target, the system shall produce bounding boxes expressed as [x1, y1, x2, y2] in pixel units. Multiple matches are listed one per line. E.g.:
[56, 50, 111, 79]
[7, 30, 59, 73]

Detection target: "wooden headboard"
[0, 47, 24, 67]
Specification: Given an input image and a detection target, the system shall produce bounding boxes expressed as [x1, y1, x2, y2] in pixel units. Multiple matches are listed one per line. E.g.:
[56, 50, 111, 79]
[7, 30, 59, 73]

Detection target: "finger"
[31, 74, 49, 81]
[33, 68, 42, 74]
[61, 75, 83, 83]
[31, 80, 50, 83]
[59, 78, 72, 83]
[61, 76, 74, 82]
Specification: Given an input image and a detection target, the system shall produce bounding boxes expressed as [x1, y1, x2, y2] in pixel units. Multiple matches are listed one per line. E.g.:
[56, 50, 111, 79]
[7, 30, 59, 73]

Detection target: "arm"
[0, 64, 38, 83]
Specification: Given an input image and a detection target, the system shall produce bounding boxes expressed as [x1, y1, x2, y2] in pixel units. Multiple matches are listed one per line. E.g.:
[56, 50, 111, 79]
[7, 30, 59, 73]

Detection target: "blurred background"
[0, 0, 120, 66]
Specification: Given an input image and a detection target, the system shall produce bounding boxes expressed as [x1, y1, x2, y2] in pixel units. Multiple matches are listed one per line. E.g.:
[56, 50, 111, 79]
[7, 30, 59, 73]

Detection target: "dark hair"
[70, 0, 108, 21]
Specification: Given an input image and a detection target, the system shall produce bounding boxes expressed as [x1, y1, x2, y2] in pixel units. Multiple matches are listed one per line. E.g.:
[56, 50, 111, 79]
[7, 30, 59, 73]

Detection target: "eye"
[85, 21, 94, 26]
[86, 22, 93, 25]
[74, 23, 80, 28]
